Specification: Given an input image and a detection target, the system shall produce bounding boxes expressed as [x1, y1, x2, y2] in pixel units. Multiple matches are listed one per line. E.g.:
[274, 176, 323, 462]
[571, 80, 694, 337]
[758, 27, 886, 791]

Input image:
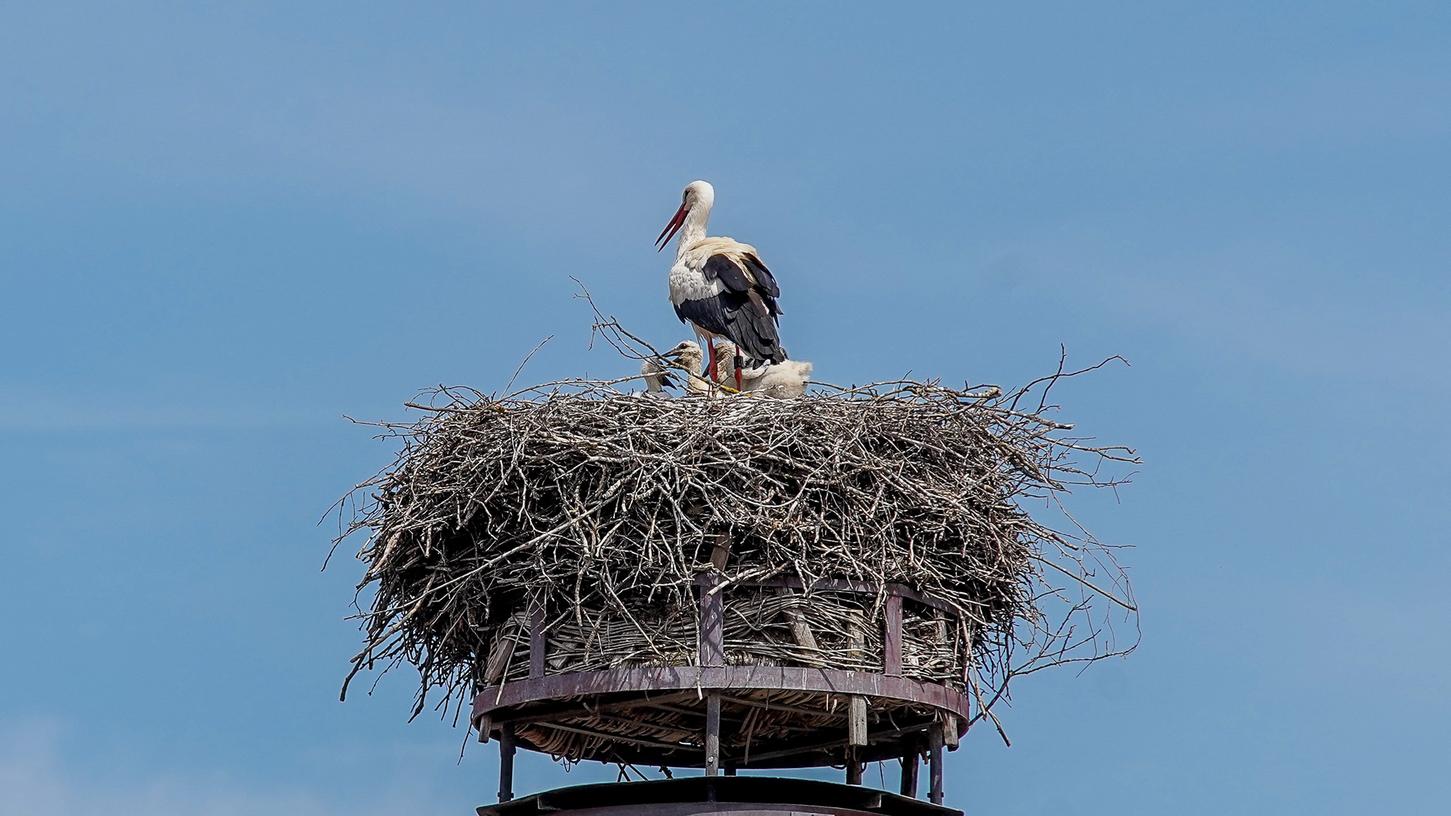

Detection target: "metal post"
[705, 693, 722, 776]
[899, 743, 919, 798]
[928, 723, 945, 805]
[846, 747, 863, 785]
[498, 724, 516, 803]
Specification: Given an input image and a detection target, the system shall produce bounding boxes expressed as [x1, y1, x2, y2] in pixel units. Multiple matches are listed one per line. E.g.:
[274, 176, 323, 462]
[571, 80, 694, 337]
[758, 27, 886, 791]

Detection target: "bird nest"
[332, 340, 1138, 763]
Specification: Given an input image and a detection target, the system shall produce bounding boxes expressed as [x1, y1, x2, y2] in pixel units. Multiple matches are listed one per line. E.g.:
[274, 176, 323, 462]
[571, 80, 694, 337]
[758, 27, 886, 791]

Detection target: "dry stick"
[1030, 555, 1137, 612]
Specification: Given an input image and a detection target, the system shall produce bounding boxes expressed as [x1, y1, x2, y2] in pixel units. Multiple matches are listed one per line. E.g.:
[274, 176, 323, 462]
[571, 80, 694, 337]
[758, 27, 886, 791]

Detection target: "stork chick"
[640, 341, 704, 394]
[714, 339, 813, 398]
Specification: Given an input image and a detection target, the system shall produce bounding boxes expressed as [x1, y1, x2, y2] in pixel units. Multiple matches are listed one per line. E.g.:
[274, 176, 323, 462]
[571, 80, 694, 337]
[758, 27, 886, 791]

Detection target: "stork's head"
[664, 339, 703, 370]
[655, 180, 715, 251]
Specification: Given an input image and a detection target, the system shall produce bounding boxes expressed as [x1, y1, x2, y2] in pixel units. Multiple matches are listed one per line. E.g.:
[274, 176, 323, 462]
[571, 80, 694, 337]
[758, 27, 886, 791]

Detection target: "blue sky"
[2, 2, 1448, 813]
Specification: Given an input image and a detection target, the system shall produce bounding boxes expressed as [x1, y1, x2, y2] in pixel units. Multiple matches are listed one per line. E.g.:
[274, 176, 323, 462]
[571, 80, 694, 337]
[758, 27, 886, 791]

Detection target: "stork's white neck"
[675, 201, 711, 258]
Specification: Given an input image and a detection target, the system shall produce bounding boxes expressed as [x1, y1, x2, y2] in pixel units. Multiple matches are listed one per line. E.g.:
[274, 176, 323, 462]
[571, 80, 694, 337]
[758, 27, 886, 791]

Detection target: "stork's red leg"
[705, 341, 717, 384]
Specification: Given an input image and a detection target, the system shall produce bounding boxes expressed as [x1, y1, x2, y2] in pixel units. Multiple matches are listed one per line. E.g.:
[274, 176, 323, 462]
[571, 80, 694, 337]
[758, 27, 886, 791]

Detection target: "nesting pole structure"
[473, 571, 969, 806]
[338, 366, 1137, 816]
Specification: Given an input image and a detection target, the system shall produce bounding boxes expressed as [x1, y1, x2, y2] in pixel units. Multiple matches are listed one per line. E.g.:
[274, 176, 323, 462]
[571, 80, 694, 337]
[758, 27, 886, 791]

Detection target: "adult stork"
[655, 180, 786, 391]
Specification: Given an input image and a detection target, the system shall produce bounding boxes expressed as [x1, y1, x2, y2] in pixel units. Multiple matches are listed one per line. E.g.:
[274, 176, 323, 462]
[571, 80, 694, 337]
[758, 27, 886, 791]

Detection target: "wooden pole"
[528, 601, 546, 680]
[699, 577, 725, 668]
[847, 615, 868, 750]
[705, 693, 722, 776]
[884, 594, 903, 677]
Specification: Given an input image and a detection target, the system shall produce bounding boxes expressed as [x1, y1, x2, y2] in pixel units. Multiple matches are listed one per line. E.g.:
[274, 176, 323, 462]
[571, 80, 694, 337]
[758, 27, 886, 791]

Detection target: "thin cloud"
[0, 719, 454, 816]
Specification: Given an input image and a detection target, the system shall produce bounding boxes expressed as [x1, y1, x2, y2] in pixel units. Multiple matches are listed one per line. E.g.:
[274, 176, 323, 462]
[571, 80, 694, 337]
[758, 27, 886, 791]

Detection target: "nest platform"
[337, 374, 1136, 805]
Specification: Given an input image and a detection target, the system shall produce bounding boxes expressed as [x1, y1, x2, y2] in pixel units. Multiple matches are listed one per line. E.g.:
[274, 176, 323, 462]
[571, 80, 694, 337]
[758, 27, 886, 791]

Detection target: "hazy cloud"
[0, 720, 452, 816]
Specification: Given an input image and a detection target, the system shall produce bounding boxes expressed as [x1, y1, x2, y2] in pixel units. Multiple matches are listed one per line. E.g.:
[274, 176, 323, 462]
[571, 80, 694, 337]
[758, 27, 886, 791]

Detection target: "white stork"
[655, 180, 787, 391]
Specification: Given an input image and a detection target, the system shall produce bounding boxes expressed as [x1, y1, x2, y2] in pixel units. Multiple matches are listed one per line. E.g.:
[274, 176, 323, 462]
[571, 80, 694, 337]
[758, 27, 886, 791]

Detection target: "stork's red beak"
[655, 202, 688, 252]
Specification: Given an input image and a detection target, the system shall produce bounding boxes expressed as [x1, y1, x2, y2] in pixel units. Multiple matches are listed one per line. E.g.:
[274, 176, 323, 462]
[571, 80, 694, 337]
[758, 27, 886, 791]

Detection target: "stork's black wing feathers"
[703, 254, 752, 293]
[674, 296, 729, 334]
[742, 253, 781, 306]
[703, 254, 782, 314]
[681, 253, 788, 366]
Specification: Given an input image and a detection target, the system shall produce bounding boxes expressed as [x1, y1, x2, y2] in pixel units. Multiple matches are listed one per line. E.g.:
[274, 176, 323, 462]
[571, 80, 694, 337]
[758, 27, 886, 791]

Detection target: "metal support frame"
[478, 575, 972, 802]
[476, 665, 968, 723]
